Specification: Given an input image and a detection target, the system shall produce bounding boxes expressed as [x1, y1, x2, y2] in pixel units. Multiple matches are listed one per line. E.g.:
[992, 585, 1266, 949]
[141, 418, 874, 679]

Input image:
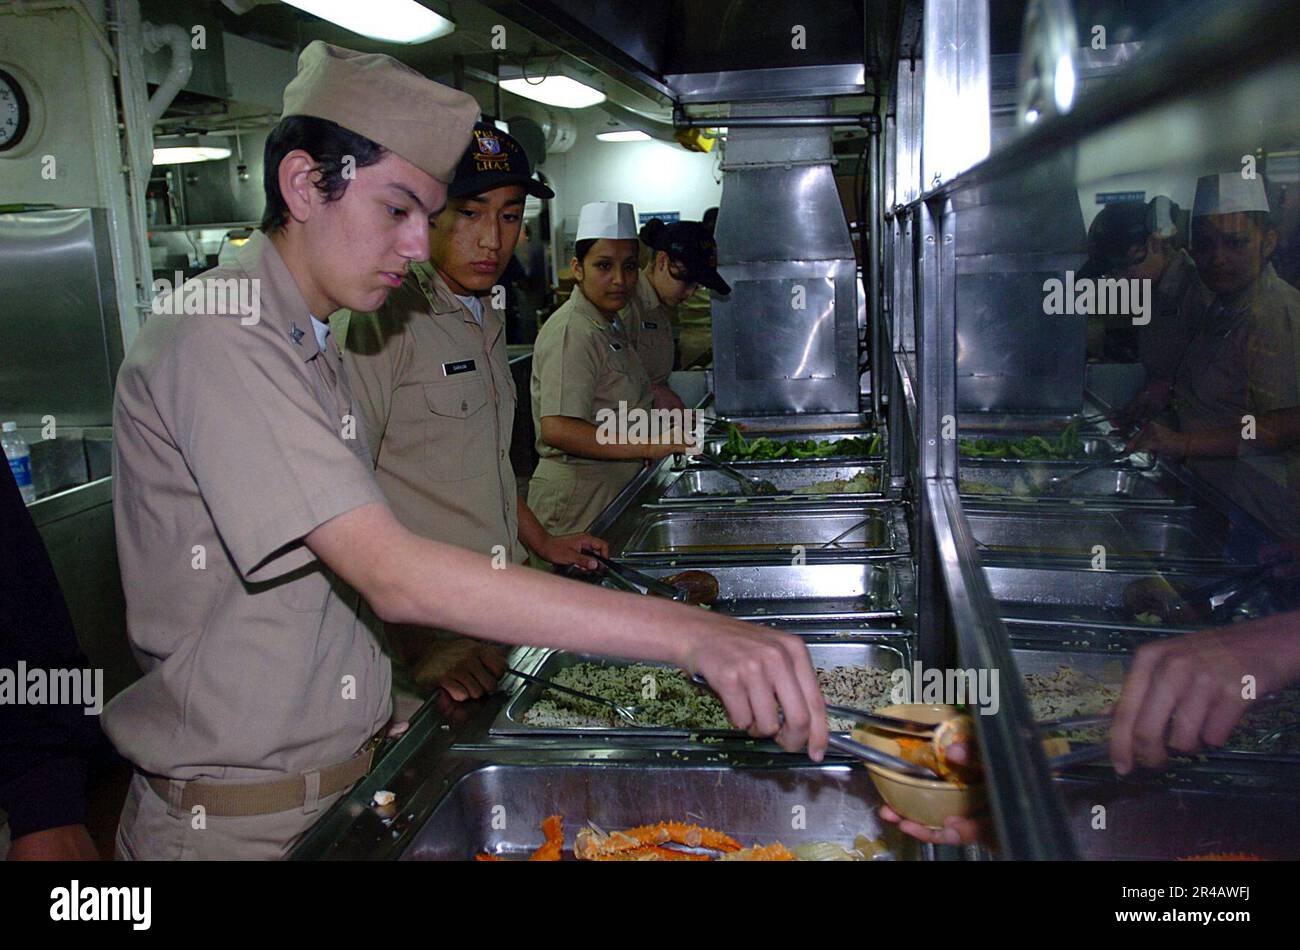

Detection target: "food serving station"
[292, 0, 1300, 861]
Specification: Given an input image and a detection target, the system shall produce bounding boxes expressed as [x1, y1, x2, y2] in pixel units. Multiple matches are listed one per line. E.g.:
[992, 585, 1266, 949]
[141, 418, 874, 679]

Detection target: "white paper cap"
[576, 201, 638, 240]
[1192, 172, 1270, 217]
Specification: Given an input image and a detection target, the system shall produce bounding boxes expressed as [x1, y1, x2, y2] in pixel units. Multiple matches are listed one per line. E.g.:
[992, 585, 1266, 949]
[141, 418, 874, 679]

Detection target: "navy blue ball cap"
[448, 121, 554, 200]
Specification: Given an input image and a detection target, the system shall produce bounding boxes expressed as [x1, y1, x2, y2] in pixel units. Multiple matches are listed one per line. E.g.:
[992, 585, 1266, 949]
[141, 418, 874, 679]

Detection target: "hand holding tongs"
[686, 674, 942, 779]
[590, 552, 688, 602]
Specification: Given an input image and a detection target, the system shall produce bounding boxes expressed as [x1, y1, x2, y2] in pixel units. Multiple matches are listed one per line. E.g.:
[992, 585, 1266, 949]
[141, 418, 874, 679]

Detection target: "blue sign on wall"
[1096, 191, 1146, 204]
[638, 211, 680, 224]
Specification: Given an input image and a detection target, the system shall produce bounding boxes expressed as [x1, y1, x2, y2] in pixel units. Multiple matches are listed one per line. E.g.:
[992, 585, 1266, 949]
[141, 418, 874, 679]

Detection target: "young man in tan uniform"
[339, 124, 604, 701]
[108, 45, 828, 860]
[1132, 173, 1300, 545]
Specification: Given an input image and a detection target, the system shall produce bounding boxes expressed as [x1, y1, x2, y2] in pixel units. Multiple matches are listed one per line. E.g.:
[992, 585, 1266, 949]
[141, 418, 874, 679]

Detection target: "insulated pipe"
[112, 0, 159, 326]
[142, 21, 192, 124]
[868, 125, 883, 422]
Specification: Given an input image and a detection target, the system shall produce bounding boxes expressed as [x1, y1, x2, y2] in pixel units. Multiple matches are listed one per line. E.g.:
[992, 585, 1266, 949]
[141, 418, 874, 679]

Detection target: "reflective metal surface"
[660, 462, 886, 501]
[0, 208, 123, 427]
[591, 561, 911, 623]
[1056, 775, 1300, 860]
[618, 507, 897, 558]
[983, 564, 1275, 627]
[403, 762, 918, 861]
[712, 100, 860, 416]
[958, 460, 1175, 502]
[964, 508, 1229, 563]
[668, 64, 869, 104]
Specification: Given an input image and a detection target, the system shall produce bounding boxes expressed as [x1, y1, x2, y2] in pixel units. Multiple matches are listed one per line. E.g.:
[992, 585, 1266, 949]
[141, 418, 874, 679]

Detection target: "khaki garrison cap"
[282, 41, 480, 183]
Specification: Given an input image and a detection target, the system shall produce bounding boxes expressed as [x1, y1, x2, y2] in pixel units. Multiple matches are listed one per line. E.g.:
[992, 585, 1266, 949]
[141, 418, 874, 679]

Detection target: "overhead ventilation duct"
[711, 99, 860, 417]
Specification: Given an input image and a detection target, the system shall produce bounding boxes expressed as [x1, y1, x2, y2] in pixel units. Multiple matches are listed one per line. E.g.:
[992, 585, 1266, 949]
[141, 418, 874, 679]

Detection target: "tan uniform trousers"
[527, 456, 643, 540]
[114, 773, 346, 860]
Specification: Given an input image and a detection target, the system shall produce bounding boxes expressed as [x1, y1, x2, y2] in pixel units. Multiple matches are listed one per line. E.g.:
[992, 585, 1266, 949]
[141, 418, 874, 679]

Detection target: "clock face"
[0, 68, 31, 152]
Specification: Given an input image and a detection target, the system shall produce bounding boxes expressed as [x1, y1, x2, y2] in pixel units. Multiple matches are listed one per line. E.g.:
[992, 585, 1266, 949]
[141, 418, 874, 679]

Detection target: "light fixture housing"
[152, 134, 232, 165]
[281, 0, 455, 45]
[596, 129, 650, 143]
[498, 63, 605, 109]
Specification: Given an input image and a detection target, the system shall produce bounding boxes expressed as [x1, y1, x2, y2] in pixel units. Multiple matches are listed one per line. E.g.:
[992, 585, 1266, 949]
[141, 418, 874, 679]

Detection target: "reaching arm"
[539, 415, 688, 461]
[305, 502, 828, 758]
[516, 494, 606, 569]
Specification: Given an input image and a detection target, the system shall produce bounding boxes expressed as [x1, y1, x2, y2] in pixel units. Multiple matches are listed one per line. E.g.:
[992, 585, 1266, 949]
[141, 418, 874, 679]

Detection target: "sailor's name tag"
[642, 321, 658, 330]
[443, 359, 477, 376]
[608, 341, 623, 352]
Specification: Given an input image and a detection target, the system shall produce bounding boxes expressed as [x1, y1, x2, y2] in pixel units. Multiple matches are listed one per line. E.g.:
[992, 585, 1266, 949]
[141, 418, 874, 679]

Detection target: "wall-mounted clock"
[0, 66, 32, 153]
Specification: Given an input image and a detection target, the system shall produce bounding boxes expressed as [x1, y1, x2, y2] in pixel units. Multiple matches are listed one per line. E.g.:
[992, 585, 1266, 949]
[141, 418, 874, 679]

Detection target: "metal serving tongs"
[690, 452, 780, 495]
[1041, 452, 1136, 494]
[697, 415, 739, 433]
[819, 516, 873, 549]
[505, 666, 650, 727]
[591, 552, 689, 602]
[685, 674, 941, 779]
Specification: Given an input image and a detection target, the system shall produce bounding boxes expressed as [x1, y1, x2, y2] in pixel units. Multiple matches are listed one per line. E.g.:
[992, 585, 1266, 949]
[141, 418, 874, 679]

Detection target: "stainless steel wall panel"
[0, 208, 122, 427]
[715, 164, 850, 263]
[712, 101, 860, 416]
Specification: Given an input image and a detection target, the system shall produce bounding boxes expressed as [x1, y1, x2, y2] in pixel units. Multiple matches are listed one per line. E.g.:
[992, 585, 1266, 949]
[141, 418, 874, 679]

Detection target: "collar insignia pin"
[290, 323, 305, 345]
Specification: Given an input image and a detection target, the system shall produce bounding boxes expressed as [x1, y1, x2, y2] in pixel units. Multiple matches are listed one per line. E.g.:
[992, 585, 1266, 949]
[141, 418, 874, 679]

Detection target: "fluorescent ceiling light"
[596, 129, 650, 143]
[500, 74, 605, 109]
[281, 0, 455, 45]
[1053, 54, 1076, 113]
[153, 135, 232, 165]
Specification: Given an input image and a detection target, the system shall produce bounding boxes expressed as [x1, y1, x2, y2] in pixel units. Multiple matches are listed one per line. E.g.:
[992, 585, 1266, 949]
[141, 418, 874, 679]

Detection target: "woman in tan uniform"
[529, 202, 691, 537]
[623, 218, 731, 411]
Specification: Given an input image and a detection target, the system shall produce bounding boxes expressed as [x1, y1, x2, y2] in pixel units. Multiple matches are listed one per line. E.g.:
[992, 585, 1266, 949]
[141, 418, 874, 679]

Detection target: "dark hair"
[259, 115, 387, 233]
[1192, 210, 1276, 243]
[574, 238, 597, 264]
[638, 217, 668, 249]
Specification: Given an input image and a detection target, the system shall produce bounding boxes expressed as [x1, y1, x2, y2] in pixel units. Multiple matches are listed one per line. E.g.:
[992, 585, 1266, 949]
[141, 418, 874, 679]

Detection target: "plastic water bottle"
[2, 421, 35, 504]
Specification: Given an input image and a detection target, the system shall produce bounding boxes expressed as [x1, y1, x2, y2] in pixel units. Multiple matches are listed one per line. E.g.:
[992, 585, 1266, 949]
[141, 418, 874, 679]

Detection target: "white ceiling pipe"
[142, 21, 193, 124]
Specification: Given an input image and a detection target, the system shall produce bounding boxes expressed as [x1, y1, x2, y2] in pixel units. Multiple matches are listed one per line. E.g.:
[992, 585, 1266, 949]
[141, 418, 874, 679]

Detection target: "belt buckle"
[360, 728, 395, 769]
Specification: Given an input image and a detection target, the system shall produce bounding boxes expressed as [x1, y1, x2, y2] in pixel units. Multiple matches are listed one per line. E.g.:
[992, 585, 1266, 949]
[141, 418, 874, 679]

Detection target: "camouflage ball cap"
[281, 41, 480, 183]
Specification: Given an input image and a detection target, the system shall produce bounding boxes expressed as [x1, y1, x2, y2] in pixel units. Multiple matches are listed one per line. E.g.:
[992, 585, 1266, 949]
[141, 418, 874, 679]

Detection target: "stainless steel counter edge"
[924, 477, 1079, 860]
[28, 475, 113, 527]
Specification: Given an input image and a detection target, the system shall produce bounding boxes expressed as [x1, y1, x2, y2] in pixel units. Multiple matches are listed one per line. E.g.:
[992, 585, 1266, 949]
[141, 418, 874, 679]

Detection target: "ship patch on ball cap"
[449, 121, 555, 200]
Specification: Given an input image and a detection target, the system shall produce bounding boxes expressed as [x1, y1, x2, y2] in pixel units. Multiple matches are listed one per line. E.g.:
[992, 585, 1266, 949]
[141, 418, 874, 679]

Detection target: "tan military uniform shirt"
[1173, 265, 1300, 538]
[622, 269, 677, 386]
[105, 231, 391, 783]
[337, 262, 520, 563]
[528, 286, 652, 536]
[1139, 249, 1213, 382]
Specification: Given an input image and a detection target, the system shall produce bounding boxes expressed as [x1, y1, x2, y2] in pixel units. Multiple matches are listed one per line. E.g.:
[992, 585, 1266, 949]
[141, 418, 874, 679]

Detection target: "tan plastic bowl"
[852, 704, 985, 830]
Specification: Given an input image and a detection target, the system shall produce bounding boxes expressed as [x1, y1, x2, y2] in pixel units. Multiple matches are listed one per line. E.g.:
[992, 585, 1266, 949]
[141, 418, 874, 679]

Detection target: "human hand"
[1110, 617, 1300, 774]
[876, 743, 987, 846]
[677, 617, 828, 760]
[651, 384, 687, 412]
[7, 824, 99, 861]
[1126, 421, 1187, 459]
[412, 638, 508, 701]
[538, 532, 607, 571]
